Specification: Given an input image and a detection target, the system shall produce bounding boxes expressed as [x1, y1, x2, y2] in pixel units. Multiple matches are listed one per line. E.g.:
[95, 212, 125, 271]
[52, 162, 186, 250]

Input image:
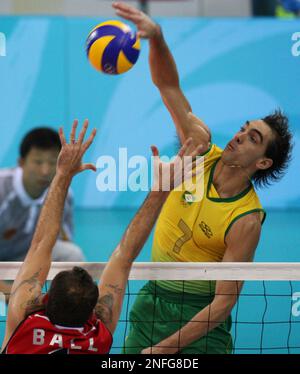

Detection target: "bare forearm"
[30, 173, 71, 253]
[158, 298, 234, 353]
[119, 191, 169, 263]
[149, 27, 180, 89]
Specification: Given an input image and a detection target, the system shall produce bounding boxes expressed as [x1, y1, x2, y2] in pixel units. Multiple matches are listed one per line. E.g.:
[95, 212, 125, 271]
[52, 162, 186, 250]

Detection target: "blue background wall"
[0, 17, 299, 208]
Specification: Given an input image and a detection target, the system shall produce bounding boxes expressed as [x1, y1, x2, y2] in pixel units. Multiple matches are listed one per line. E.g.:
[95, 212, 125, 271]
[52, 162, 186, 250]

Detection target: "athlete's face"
[19, 147, 60, 198]
[222, 120, 274, 173]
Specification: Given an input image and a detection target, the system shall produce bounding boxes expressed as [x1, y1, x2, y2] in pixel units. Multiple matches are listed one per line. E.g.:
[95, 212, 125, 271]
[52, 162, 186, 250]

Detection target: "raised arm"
[113, 2, 211, 148]
[96, 139, 203, 334]
[2, 120, 96, 350]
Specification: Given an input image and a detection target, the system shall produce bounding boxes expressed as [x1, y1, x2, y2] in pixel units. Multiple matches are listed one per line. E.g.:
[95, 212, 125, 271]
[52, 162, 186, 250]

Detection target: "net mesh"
[1, 262, 300, 354]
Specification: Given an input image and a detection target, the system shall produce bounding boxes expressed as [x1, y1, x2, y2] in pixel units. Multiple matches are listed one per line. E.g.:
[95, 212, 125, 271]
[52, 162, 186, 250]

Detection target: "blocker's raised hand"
[151, 138, 204, 192]
[57, 119, 97, 178]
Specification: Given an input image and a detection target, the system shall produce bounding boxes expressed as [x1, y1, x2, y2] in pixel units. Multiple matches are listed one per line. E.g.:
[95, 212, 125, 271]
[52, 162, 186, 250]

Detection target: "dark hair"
[46, 267, 99, 327]
[20, 127, 61, 158]
[252, 109, 293, 188]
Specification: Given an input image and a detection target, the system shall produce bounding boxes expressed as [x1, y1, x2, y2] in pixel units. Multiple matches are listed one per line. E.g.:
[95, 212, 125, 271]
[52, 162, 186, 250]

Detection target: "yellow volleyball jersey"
[152, 144, 266, 295]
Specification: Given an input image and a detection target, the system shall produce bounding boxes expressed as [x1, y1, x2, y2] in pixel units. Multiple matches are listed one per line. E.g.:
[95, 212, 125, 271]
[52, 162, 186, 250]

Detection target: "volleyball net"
[1, 262, 300, 354]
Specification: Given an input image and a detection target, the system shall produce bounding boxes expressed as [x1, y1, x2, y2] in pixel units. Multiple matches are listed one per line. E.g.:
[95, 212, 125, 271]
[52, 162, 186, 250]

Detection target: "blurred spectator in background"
[0, 127, 84, 262]
[0, 128, 84, 299]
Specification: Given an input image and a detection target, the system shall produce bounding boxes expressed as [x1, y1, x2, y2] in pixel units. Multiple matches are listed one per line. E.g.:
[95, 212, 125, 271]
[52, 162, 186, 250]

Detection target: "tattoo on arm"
[95, 283, 125, 324]
[10, 270, 43, 315]
[105, 284, 123, 294]
[10, 270, 42, 298]
[95, 293, 114, 325]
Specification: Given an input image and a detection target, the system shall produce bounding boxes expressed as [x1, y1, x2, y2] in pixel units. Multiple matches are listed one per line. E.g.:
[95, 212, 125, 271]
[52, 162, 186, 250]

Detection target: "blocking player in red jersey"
[1, 119, 201, 354]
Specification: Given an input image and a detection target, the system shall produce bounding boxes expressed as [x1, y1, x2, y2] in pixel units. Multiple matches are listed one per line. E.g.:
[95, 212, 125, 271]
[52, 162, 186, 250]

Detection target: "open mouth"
[227, 142, 235, 151]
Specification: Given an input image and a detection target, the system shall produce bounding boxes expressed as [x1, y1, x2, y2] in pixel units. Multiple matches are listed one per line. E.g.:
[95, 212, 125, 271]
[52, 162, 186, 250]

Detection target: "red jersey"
[4, 310, 112, 354]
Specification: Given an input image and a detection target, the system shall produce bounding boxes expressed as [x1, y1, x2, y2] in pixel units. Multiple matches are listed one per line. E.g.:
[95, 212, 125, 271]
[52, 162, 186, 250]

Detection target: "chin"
[221, 153, 237, 166]
[221, 152, 231, 162]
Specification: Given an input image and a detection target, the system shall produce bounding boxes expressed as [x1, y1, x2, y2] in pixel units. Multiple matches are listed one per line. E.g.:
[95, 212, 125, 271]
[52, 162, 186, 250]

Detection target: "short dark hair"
[20, 127, 61, 158]
[252, 109, 293, 188]
[46, 267, 99, 327]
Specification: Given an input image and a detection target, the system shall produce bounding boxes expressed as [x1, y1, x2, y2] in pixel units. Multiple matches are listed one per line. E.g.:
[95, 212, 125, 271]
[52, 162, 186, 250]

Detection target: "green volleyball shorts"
[123, 281, 233, 354]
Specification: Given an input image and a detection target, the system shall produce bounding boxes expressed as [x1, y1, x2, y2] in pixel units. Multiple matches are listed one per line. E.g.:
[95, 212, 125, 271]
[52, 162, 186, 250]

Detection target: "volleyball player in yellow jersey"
[113, 2, 293, 354]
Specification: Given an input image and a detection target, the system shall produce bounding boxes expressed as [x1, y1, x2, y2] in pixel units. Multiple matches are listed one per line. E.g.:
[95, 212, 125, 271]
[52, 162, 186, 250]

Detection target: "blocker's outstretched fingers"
[77, 119, 89, 145]
[59, 127, 67, 146]
[151, 145, 159, 158]
[177, 137, 193, 159]
[191, 144, 205, 158]
[79, 163, 97, 173]
[82, 128, 97, 153]
[70, 119, 79, 144]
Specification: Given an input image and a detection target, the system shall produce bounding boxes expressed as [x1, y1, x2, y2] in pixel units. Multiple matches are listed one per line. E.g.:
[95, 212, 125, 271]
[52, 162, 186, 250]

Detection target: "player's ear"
[256, 157, 273, 171]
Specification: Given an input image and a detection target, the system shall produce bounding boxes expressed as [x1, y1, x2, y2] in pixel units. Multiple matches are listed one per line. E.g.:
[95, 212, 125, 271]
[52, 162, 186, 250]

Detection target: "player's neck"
[213, 160, 251, 198]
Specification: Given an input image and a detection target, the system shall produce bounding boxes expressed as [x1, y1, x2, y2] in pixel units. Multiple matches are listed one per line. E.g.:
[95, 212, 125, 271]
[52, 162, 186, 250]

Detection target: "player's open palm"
[151, 138, 204, 192]
[57, 119, 97, 178]
[113, 2, 159, 39]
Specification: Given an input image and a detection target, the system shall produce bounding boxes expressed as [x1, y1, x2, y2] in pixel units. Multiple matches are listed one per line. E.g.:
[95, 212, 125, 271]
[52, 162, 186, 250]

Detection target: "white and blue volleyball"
[86, 20, 141, 75]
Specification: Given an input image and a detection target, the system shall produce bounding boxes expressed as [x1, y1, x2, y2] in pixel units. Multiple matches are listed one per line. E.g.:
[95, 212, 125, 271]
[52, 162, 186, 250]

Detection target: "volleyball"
[86, 20, 141, 75]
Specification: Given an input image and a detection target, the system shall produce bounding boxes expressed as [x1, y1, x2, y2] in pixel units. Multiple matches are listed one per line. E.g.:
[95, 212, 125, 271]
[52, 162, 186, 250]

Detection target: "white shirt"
[0, 167, 73, 261]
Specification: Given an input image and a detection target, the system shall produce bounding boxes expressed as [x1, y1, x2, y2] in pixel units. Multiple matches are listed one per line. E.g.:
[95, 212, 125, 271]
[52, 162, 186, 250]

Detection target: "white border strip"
[1, 262, 300, 281]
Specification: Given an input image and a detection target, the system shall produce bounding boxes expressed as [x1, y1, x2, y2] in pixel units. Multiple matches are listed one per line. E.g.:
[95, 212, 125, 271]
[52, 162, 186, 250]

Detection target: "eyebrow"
[245, 120, 264, 144]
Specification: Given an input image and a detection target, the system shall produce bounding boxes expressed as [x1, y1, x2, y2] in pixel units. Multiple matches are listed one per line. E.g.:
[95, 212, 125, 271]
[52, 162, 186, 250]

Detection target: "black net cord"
[287, 281, 293, 354]
[233, 281, 240, 354]
[205, 281, 213, 353]
[150, 281, 157, 353]
[123, 280, 131, 351]
[177, 280, 185, 352]
[259, 281, 268, 354]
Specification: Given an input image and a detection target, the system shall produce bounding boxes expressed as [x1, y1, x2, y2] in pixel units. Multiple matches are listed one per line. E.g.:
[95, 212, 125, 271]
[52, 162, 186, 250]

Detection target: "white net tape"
[1, 262, 300, 280]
